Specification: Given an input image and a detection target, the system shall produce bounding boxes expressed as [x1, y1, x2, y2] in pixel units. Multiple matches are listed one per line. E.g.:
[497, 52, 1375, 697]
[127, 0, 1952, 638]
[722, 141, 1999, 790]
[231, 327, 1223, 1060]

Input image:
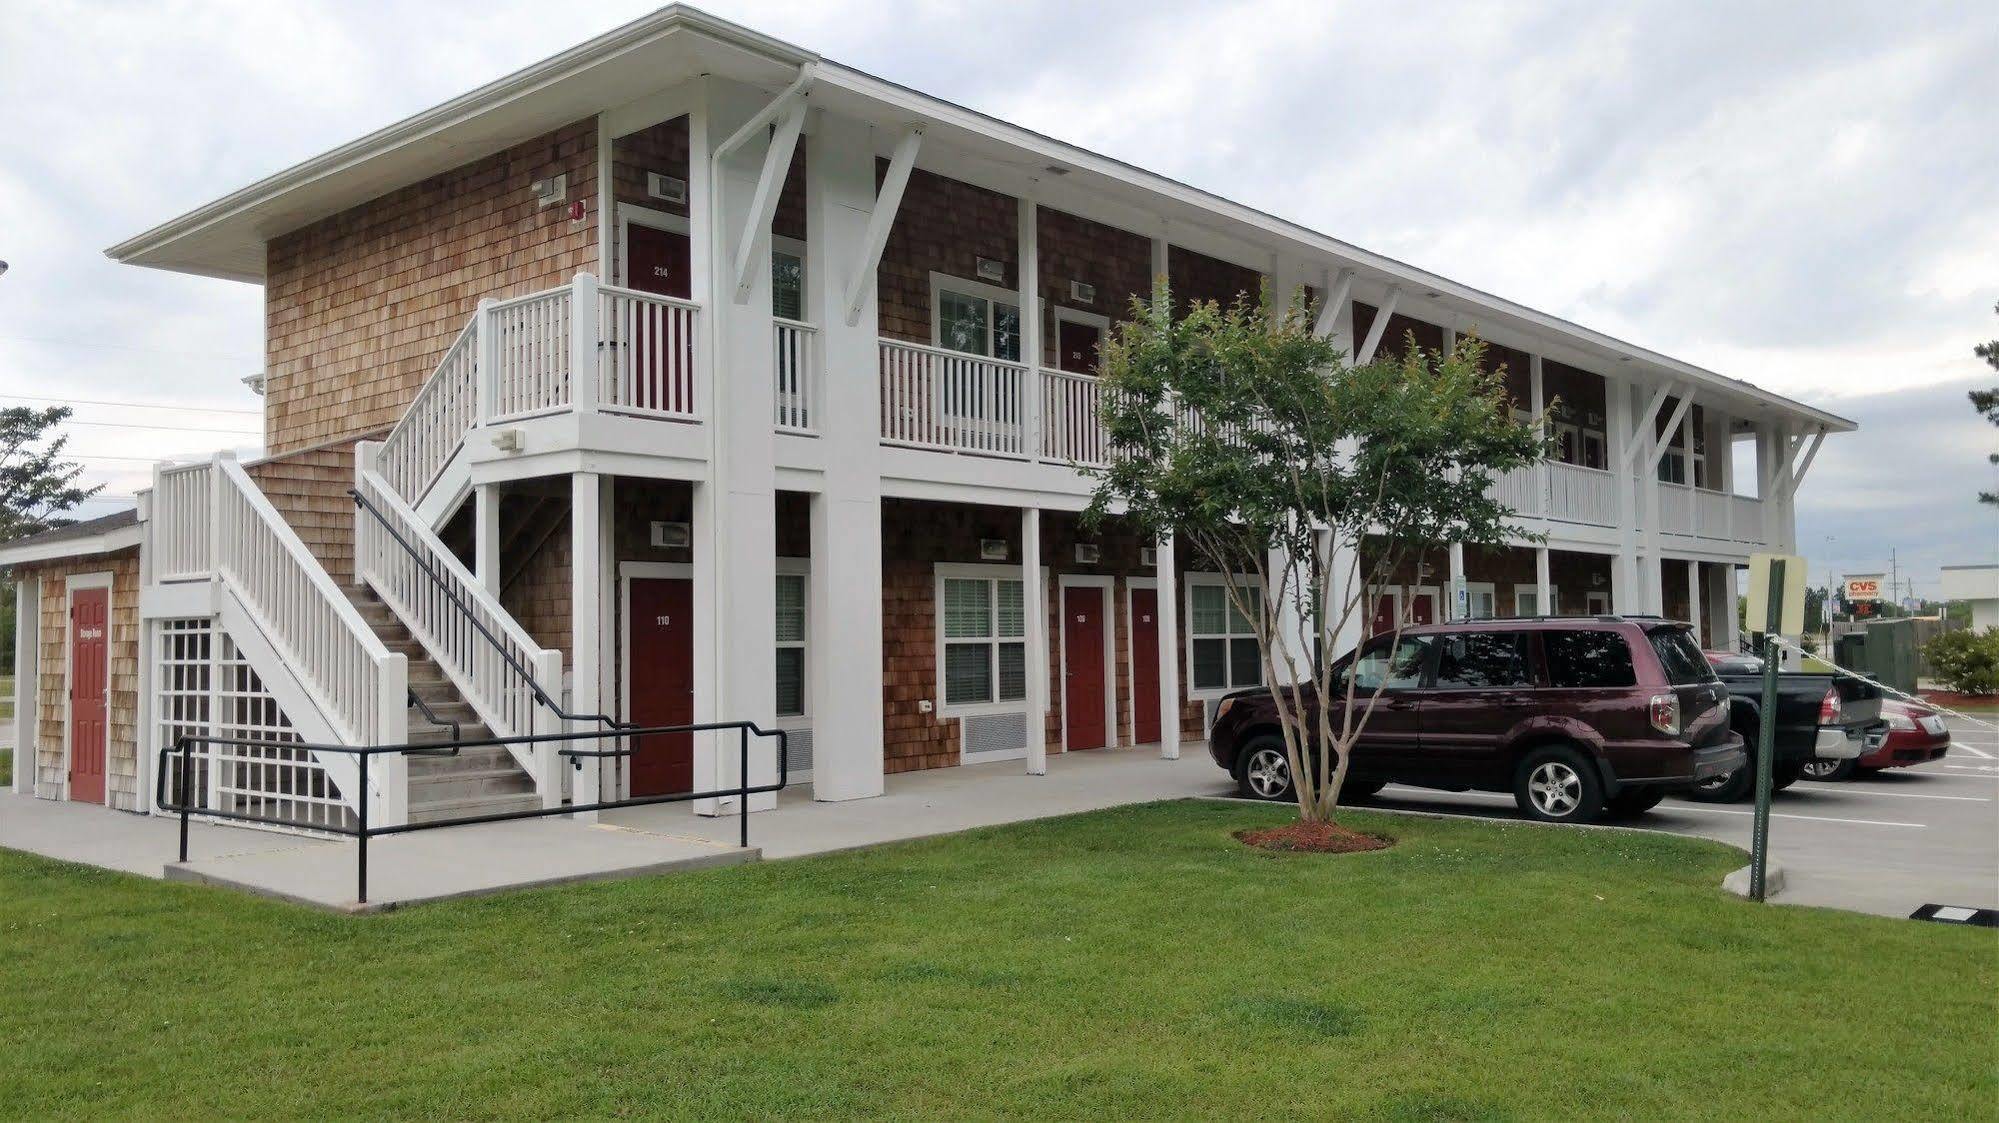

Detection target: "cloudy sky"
[1, 0, 1994, 596]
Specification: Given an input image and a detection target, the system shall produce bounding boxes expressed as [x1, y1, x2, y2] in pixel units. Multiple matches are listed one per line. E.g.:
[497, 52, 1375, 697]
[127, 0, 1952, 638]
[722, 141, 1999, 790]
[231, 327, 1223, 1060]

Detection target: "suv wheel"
[1801, 757, 1855, 782]
[1237, 738, 1295, 802]
[1513, 746, 1605, 824]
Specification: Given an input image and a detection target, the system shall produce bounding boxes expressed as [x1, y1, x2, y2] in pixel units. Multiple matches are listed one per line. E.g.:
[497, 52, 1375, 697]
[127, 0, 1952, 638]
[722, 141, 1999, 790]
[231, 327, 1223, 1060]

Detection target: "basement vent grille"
[784, 727, 814, 775]
[962, 712, 1028, 756]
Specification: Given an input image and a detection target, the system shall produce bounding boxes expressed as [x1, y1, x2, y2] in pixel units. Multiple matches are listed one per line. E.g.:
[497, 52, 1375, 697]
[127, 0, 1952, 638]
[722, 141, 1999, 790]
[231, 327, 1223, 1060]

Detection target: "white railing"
[598, 284, 700, 420]
[773, 318, 819, 432]
[1731, 493, 1765, 545]
[1660, 481, 1694, 535]
[151, 460, 214, 580]
[210, 455, 407, 822]
[1692, 487, 1732, 541]
[487, 287, 576, 421]
[378, 318, 478, 505]
[354, 458, 561, 798]
[1546, 462, 1617, 526]
[878, 339, 1029, 457]
[1039, 369, 1108, 466]
[1490, 464, 1543, 518]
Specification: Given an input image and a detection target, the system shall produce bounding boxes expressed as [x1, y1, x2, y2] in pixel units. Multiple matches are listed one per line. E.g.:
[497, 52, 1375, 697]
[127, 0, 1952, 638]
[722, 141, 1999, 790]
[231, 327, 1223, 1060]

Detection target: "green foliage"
[1084, 280, 1547, 819]
[1086, 281, 1543, 576]
[1924, 627, 1999, 694]
[1972, 301, 1997, 505]
[0, 406, 100, 540]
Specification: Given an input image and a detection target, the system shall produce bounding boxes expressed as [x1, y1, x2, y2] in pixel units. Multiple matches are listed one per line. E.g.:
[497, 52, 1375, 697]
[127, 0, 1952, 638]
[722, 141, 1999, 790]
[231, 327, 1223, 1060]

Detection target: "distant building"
[1940, 564, 1999, 630]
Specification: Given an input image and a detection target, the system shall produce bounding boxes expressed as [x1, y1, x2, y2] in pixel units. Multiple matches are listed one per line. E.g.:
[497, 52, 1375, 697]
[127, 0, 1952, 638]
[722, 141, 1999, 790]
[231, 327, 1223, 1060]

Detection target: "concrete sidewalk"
[0, 744, 1228, 912]
[607, 743, 1232, 858]
[0, 791, 753, 912]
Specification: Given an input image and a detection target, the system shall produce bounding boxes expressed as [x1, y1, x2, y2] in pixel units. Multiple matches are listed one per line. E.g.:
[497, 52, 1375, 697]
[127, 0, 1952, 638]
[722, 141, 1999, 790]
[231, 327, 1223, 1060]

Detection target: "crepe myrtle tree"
[1083, 281, 1547, 822]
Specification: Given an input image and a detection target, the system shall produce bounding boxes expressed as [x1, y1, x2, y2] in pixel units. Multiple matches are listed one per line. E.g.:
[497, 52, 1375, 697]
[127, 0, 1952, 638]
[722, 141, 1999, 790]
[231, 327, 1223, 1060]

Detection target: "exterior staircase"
[343, 585, 543, 825]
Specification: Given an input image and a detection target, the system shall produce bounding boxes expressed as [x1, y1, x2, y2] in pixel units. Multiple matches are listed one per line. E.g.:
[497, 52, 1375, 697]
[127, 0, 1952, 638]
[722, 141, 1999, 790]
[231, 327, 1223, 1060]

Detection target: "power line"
[0, 335, 258, 362]
[59, 419, 260, 436]
[0, 393, 259, 416]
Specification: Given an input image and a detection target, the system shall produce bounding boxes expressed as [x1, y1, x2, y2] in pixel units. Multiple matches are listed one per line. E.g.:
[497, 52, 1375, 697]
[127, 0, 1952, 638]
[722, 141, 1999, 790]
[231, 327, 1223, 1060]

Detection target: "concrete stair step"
[408, 768, 538, 804]
[406, 791, 544, 825]
[405, 743, 519, 776]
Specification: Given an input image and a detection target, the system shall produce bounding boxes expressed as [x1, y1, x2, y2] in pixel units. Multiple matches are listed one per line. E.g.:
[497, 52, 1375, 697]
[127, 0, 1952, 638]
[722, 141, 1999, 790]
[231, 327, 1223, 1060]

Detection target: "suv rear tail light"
[1648, 692, 1680, 736]
[1818, 686, 1840, 726]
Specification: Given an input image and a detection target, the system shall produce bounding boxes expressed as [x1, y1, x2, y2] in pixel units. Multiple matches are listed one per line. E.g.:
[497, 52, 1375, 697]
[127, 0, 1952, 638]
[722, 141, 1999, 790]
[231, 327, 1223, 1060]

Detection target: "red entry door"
[1056, 318, 1103, 374]
[1410, 593, 1436, 626]
[628, 577, 695, 796]
[69, 586, 109, 804]
[1370, 592, 1436, 637]
[1130, 588, 1161, 744]
[626, 223, 691, 299]
[1063, 586, 1107, 750]
[622, 222, 696, 414]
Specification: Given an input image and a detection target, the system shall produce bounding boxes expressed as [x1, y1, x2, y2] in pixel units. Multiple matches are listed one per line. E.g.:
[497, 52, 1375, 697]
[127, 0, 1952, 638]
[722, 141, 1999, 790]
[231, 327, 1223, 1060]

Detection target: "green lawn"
[0, 801, 1990, 1119]
[0, 747, 9, 787]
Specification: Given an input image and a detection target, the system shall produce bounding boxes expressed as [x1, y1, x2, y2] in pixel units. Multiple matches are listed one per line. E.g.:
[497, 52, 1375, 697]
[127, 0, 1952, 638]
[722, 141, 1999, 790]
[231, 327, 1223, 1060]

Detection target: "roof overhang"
[103, 3, 1855, 434]
[0, 521, 144, 568]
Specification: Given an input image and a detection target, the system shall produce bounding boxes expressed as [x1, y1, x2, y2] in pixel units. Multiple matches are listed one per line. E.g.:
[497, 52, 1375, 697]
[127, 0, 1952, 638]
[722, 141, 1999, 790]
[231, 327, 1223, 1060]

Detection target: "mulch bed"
[1234, 820, 1394, 854]
[1918, 690, 1998, 710]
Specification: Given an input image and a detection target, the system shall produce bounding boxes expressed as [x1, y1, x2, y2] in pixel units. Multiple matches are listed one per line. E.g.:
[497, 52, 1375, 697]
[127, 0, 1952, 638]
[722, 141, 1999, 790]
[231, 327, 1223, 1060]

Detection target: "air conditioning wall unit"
[651, 521, 691, 549]
[530, 174, 567, 207]
[1074, 543, 1101, 565]
[1069, 280, 1096, 304]
[647, 173, 687, 204]
[976, 257, 1007, 283]
[1139, 546, 1157, 568]
[979, 538, 1009, 561]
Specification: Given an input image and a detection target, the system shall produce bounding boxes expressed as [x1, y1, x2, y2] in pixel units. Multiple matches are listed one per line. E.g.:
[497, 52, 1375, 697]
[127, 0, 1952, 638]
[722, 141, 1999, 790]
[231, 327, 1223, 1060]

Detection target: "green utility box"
[1863, 619, 1920, 695]
[1834, 630, 1868, 674]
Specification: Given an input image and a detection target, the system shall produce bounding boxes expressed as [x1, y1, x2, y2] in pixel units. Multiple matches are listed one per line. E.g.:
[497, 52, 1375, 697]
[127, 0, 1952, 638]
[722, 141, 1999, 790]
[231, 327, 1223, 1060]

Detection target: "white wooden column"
[1022, 508, 1048, 775]
[1018, 197, 1042, 459]
[11, 576, 35, 795]
[569, 470, 603, 818]
[1686, 559, 1703, 641]
[804, 112, 887, 801]
[703, 80, 780, 815]
[1535, 546, 1553, 617]
[1529, 355, 1547, 516]
[1323, 534, 1364, 658]
[1607, 377, 1641, 613]
[1155, 534, 1182, 760]
[473, 483, 500, 596]
[1641, 397, 1665, 615]
[1713, 563, 1739, 650]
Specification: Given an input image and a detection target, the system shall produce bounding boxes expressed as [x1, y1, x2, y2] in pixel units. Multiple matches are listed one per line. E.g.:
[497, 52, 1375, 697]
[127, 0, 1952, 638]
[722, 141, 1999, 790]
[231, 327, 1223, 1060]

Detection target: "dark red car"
[1802, 698, 1949, 781]
[1208, 617, 1747, 823]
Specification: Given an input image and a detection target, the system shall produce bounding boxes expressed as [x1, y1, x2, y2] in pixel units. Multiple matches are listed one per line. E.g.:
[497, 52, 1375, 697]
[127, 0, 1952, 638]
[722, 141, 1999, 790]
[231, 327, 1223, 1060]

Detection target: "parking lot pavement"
[1348, 716, 1999, 920]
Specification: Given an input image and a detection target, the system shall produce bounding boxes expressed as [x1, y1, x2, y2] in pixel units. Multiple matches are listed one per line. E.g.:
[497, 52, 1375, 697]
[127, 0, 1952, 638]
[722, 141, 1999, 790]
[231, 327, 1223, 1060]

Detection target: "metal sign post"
[1749, 557, 1785, 902]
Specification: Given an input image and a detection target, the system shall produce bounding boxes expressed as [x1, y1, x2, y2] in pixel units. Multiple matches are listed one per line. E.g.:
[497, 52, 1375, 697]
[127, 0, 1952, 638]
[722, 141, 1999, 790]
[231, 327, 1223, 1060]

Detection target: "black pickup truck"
[1693, 651, 1885, 802]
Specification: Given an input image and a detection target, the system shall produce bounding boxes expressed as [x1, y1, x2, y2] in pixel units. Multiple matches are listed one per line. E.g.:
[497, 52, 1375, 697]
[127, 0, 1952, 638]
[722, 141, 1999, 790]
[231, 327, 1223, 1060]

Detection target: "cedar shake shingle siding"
[245, 439, 371, 585]
[25, 555, 143, 808]
[264, 120, 599, 454]
[1036, 207, 1154, 368]
[876, 167, 1018, 346]
[882, 500, 1200, 775]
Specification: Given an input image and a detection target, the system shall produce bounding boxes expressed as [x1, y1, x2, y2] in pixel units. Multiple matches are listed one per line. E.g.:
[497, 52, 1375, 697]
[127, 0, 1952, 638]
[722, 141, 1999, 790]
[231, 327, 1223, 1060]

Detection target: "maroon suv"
[1208, 617, 1747, 823]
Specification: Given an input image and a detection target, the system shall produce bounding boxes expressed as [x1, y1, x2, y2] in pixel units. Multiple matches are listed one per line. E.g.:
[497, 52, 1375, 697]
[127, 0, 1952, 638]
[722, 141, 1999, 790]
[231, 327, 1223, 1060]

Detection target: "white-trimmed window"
[931, 273, 1022, 362]
[1465, 582, 1498, 620]
[1187, 577, 1262, 694]
[775, 560, 808, 719]
[939, 569, 1027, 708]
[1514, 584, 1561, 616]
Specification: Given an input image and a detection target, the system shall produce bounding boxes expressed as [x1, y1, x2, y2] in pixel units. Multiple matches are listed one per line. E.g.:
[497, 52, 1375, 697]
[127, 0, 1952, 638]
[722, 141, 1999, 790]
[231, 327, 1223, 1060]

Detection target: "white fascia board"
[0, 524, 144, 567]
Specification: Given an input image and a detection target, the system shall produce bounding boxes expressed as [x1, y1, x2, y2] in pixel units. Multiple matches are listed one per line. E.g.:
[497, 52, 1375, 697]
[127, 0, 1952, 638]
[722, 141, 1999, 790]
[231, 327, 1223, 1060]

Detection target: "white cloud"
[1, 0, 1994, 566]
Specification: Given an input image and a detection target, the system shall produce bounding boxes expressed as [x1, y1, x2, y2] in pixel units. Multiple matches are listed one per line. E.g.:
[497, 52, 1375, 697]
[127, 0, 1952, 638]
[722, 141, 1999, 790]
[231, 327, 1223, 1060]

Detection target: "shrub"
[1923, 628, 1999, 694]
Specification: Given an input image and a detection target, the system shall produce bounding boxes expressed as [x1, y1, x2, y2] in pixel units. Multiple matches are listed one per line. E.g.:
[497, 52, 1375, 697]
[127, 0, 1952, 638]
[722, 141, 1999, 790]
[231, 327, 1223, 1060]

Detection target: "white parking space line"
[1949, 743, 1996, 760]
[1663, 806, 1925, 828]
[1795, 785, 1992, 802]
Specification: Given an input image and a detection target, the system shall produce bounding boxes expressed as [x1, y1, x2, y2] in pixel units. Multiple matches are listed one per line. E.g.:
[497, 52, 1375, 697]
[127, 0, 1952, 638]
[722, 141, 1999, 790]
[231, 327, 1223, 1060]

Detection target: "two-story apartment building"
[4, 5, 1851, 835]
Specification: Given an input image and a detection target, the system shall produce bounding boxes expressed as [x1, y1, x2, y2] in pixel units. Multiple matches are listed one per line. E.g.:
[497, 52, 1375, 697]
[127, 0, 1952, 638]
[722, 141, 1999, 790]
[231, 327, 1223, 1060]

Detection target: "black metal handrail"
[156, 720, 788, 905]
[405, 688, 461, 749]
[350, 485, 630, 744]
